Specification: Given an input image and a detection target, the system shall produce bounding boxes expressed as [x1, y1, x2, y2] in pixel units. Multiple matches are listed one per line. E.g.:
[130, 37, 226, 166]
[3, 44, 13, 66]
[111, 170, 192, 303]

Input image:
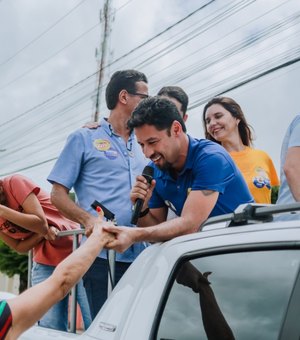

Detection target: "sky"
[1, 0, 300, 192]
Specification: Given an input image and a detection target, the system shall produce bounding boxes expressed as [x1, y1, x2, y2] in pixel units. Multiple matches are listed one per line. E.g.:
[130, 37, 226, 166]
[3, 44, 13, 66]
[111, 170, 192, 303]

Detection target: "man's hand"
[103, 225, 136, 253]
[82, 121, 100, 129]
[91, 221, 115, 245]
[130, 175, 156, 209]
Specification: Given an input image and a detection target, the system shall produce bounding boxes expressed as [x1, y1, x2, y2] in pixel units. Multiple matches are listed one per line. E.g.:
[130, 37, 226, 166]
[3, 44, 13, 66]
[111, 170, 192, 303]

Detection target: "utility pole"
[93, 0, 113, 122]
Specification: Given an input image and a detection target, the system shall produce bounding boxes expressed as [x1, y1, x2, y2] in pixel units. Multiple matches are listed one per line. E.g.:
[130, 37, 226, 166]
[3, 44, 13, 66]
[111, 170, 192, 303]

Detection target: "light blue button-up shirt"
[48, 118, 149, 262]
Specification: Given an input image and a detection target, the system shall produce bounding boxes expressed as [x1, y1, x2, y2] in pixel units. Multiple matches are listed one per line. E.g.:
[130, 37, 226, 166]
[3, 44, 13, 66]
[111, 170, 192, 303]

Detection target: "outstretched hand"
[103, 225, 136, 253]
[91, 221, 115, 245]
[86, 206, 115, 245]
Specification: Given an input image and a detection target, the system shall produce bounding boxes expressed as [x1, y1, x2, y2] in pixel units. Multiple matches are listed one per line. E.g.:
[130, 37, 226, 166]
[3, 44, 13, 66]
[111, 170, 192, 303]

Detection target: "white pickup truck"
[19, 203, 300, 340]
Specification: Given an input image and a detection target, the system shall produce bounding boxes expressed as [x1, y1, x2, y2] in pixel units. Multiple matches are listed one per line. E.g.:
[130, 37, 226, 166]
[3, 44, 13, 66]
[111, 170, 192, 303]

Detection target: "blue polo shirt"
[48, 118, 148, 262]
[149, 136, 253, 217]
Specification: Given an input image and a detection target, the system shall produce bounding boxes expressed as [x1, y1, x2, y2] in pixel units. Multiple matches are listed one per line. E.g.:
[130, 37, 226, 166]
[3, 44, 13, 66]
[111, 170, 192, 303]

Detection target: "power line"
[0, 0, 88, 68]
[1, 0, 297, 138]
[0, 21, 100, 91]
[2, 55, 299, 177]
[115, 0, 135, 12]
[107, 0, 215, 69]
[0, 157, 58, 177]
[0, 0, 216, 127]
[189, 55, 300, 110]
[0, 69, 97, 128]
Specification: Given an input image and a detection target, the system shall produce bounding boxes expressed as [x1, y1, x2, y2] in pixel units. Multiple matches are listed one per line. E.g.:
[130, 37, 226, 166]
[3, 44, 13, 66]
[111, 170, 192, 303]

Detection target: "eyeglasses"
[127, 91, 149, 99]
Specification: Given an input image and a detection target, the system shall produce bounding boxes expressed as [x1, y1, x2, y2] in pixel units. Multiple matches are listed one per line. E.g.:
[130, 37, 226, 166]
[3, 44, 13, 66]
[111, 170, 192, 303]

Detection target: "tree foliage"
[271, 186, 280, 204]
[0, 240, 28, 292]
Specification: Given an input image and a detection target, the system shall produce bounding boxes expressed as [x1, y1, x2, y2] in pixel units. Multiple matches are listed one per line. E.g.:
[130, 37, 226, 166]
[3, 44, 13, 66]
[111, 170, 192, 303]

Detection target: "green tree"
[0, 240, 28, 292]
[271, 186, 280, 204]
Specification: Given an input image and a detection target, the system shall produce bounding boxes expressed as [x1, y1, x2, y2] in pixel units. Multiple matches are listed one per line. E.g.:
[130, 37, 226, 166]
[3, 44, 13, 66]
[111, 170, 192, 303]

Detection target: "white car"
[20, 203, 300, 340]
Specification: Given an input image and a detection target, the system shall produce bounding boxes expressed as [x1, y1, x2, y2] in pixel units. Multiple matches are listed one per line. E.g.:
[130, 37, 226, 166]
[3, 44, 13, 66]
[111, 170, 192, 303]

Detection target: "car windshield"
[156, 249, 300, 340]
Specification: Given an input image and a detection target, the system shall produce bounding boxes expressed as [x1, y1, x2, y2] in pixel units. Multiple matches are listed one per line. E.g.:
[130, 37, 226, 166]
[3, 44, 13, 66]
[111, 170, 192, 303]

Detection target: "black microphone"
[131, 165, 154, 225]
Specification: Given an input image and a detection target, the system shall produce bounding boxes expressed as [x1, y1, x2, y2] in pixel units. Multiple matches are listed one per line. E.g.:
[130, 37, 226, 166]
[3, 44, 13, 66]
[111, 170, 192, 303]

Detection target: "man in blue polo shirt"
[104, 96, 253, 253]
[47, 70, 149, 318]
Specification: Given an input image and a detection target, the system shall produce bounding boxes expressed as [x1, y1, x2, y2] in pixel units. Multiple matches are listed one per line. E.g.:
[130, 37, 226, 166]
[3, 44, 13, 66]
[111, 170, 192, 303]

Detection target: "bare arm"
[106, 190, 219, 253]
[51, 183, 98, 234]
[0, 231, 44, 253]
[0, 193, 48, 235]
[283, 146, 300, 201]
[6, 220, 114, 339]
[176, 262, 235, 340]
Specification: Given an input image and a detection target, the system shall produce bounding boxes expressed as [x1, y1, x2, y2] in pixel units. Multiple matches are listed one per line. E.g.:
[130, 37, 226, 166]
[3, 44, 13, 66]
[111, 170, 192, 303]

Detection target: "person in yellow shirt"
[202, 96, 279, 204]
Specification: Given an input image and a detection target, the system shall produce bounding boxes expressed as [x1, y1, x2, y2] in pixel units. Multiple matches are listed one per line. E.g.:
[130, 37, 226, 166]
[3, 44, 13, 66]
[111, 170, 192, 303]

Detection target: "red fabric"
[0, 174, 79, 265]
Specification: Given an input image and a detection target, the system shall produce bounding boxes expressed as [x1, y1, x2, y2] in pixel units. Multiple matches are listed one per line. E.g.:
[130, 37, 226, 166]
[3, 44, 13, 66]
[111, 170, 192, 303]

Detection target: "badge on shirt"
[93, 139, 111, 151]
[104, 149, 119, 160]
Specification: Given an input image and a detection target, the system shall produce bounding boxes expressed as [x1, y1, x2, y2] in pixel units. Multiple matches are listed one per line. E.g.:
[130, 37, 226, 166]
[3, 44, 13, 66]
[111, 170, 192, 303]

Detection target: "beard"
[156, 159, 173, 172]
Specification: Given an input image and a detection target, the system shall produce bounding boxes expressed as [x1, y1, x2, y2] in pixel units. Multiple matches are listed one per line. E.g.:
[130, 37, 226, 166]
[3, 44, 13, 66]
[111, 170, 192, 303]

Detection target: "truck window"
[155, 249, 300, 340]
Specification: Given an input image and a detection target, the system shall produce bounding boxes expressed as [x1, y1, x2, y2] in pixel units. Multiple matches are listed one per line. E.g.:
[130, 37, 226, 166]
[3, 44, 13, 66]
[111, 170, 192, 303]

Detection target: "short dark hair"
[202, 96, 253, 146]
[128, 96, 187, 134]
[105, 70, 148, 110]
[157, 86, 189, 115]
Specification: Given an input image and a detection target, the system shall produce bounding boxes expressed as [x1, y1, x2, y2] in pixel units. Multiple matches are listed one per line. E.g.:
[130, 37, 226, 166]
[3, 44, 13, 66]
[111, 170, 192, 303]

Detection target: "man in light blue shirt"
[47, 69, 149, 318]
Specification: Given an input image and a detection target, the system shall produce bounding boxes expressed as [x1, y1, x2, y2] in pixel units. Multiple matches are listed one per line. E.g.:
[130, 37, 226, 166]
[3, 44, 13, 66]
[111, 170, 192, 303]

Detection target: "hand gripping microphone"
[131, 165, 154, 225]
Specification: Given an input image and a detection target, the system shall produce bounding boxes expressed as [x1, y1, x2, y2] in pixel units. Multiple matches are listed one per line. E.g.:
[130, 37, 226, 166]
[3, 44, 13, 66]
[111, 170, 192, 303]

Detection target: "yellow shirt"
[230, 147, 280, 204]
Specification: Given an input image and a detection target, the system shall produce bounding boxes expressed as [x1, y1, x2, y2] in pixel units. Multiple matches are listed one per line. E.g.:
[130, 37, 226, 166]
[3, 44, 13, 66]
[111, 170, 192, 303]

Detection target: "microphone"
[131, 165, 154, 225]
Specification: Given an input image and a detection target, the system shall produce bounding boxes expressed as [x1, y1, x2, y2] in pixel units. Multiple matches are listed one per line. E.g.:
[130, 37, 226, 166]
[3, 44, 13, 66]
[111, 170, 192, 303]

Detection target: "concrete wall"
[0, 272, 20, 294]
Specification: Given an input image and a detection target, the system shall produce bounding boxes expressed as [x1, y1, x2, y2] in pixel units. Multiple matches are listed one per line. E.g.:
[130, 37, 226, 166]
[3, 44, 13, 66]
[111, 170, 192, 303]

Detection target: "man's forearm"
[135, 215, 198, 243]
[137, 210, 162, 227]
[286, 173, 300, 201]
[51, 185, 92, 227]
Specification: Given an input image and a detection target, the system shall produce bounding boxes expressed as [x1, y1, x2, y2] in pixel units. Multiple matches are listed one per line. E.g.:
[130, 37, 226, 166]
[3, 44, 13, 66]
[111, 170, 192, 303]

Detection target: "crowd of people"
[0, 68, 299, 339]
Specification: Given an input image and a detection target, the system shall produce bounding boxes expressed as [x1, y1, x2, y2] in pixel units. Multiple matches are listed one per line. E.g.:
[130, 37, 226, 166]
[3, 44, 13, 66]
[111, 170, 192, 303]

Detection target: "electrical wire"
[0, 0, 88, 68]
[1, 0, 299, 175]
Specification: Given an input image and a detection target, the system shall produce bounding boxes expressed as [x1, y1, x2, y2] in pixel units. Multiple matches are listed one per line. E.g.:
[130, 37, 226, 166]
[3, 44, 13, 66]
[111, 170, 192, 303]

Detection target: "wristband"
[139, 207, 149, 218]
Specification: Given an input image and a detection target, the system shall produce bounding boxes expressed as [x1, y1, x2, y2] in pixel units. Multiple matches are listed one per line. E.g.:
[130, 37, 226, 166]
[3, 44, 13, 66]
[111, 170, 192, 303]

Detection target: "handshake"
[86, 200, 134, 253]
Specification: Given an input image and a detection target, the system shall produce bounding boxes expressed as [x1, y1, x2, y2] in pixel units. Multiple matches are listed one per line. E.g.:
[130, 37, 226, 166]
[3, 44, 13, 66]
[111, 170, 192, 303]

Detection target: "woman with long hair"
[203, 97, 279, 203]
